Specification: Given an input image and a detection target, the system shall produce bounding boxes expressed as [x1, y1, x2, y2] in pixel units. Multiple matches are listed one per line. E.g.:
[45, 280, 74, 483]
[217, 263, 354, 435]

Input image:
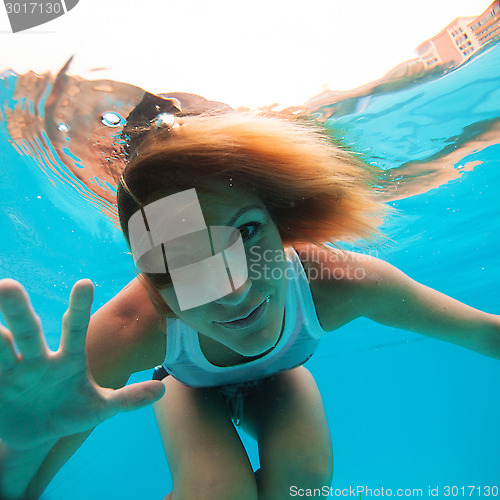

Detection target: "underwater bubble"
[101, 112, 123, 127]
[58, 123, 69, 132]
[155, 113, 176, 129]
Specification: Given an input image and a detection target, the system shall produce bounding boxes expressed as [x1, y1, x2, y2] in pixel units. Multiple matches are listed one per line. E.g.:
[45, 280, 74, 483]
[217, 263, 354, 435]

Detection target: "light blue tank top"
[162, 247, 328, 387]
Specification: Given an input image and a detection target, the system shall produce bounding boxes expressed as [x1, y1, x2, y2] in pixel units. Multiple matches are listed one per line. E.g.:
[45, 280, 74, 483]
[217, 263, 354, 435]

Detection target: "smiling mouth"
[216, 299, 267, 330]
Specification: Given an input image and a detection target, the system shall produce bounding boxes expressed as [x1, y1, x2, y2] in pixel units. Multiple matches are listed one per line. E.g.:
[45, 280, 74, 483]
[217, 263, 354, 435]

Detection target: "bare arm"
[297, 244, 500, 359]
[0, 277, 166, 499]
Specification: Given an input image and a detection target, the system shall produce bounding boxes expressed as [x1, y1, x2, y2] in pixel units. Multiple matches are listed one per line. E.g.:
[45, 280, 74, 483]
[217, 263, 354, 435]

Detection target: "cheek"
[160, 288, 216, 328]
[247, 245, 286, 285]
[159, 288, 179, 312]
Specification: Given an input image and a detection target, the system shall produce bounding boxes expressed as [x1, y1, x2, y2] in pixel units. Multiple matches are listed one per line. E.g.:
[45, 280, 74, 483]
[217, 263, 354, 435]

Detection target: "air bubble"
[101, 112, 123, 127]
[58, 123, 69, 132]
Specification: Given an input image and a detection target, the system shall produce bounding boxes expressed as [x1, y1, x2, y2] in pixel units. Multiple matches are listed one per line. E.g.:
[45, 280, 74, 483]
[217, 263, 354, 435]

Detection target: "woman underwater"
[0, 92, 499, 500]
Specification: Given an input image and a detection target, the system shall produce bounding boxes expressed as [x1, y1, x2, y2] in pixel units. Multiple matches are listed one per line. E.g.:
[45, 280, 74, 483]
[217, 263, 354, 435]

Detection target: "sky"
[0, 0, 494, 109]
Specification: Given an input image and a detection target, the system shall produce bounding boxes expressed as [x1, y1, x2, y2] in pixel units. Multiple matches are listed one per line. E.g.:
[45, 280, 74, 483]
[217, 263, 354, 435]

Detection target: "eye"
[238, 221, 262, 242]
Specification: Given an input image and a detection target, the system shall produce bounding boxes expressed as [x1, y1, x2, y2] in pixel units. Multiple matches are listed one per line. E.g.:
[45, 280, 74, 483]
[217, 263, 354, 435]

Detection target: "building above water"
[417, 0, 500, 69]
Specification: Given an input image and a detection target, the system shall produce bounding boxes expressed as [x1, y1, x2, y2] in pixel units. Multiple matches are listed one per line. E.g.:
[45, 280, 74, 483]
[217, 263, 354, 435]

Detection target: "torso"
[116, 242, 362, 377]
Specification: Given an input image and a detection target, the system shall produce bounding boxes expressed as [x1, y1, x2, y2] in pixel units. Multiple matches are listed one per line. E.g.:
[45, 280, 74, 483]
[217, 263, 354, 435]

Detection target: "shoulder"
[291, 243, 393, 331]
[292, 243, 390, 283]
[86, 278, 166, 389]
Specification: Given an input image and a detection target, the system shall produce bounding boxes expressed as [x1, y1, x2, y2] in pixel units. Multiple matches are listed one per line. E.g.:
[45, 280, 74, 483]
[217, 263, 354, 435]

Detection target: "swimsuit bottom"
[152, 365, 268, 427]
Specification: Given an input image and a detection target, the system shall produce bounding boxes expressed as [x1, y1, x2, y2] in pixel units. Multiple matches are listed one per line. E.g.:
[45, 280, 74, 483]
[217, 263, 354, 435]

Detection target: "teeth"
[233, 308, 255, 322]
[219, 301, 265, 329]
[231, 303, 260, 322]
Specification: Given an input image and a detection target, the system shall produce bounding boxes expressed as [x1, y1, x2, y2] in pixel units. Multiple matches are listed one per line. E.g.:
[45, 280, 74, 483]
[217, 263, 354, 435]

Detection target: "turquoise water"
[1, 44, 500, 499]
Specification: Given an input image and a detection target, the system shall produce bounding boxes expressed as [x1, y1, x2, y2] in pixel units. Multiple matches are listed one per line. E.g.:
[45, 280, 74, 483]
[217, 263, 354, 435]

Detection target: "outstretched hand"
[0, 279, 165, 451]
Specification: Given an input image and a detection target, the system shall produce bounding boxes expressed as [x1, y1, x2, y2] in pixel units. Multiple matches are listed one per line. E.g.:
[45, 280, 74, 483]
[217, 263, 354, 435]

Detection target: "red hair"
[117, 112, 388, 316]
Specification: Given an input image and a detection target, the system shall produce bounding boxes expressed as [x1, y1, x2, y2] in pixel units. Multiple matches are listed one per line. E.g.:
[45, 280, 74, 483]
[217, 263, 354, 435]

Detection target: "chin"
[232, 329, 282, 357]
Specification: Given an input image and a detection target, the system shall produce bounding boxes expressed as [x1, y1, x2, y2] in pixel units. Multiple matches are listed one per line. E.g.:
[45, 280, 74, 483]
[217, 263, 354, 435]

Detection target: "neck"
[198, 308, 286, 367]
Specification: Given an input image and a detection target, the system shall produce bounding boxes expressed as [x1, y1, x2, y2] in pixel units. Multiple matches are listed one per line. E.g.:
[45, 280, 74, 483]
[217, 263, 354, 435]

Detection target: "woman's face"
[157, 179, 289, 357]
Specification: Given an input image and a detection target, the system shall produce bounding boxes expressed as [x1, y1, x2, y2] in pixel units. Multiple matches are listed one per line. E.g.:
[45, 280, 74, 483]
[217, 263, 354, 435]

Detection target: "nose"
[214, 277, 252, 306]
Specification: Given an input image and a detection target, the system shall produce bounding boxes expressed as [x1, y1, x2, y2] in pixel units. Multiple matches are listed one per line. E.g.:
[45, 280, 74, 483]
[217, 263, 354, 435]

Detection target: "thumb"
[105, 380, 166, 415]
